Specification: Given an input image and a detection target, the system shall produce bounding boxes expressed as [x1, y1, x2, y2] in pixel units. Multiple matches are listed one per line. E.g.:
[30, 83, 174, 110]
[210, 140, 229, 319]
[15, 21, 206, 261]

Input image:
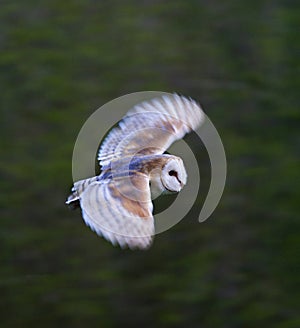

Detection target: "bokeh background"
[1, 1, 299, 327]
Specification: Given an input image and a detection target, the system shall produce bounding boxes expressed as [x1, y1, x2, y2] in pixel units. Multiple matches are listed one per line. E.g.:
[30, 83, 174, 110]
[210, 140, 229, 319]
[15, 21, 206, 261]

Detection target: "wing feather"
[79, 173, 154, 250]
[98, 94, 204, 167]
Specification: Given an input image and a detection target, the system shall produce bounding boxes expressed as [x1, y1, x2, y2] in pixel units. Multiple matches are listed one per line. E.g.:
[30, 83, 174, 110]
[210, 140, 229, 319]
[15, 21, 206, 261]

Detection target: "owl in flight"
[66, 94, 205, 250]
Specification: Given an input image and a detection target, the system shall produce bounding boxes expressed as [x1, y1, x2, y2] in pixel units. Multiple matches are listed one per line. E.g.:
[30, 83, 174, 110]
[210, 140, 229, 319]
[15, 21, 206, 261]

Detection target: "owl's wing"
[79, 172, 154, 250]
[98, 94, 204, 167]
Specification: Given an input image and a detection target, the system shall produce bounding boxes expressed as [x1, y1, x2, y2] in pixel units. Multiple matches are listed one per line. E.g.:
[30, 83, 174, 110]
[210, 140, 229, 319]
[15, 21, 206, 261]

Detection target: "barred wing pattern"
[79, 173, 154, 250]
[68, 94, 205, 250]
[98, 94, 204, 167]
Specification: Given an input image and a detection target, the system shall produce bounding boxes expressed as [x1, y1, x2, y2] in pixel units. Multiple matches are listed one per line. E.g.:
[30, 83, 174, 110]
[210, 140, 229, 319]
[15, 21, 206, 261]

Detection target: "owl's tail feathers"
[66, 196, 80, 210]
[66, 192, 78, 204]
[66, 176, 99, 209]
[66, 185, 81, 210]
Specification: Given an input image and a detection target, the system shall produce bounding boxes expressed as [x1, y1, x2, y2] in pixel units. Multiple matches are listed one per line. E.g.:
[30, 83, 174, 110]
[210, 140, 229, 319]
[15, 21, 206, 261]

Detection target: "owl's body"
[67, 94, 204, 249]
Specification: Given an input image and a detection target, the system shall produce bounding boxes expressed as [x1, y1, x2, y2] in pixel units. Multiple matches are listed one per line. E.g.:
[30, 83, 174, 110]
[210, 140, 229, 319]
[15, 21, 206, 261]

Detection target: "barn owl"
[66, 94, 205, 250]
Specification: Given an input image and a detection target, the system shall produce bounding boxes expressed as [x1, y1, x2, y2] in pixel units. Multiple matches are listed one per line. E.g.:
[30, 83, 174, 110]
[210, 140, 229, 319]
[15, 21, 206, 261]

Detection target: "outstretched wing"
[79, 172, 154, 250]
[98, 94, 204, 167]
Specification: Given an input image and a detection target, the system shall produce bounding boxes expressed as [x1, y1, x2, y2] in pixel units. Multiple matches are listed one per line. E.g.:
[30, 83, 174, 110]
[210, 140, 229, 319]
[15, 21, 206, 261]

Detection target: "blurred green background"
[1, 1, 299, 327]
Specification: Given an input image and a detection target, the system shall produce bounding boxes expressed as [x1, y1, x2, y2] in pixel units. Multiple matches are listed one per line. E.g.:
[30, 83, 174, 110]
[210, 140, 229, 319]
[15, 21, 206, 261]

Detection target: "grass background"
[1, 1, 299, 327]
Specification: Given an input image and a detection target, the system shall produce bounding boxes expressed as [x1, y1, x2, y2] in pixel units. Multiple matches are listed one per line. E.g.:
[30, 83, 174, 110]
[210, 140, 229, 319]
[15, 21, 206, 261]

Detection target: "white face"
[161, 158, 187, 193]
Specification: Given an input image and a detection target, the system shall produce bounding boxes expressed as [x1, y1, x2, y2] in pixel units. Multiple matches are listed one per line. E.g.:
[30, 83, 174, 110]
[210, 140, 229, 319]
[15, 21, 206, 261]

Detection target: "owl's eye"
[168, 170, 177, 177]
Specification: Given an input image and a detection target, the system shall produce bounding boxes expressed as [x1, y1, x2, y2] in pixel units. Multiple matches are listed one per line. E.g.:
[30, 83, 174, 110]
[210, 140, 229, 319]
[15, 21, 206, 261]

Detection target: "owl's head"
[161, 157, 187, 193]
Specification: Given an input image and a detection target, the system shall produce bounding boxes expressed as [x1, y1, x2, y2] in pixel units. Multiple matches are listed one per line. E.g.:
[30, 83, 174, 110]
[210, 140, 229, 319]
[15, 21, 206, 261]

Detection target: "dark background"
[1, 1, 299, 327]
